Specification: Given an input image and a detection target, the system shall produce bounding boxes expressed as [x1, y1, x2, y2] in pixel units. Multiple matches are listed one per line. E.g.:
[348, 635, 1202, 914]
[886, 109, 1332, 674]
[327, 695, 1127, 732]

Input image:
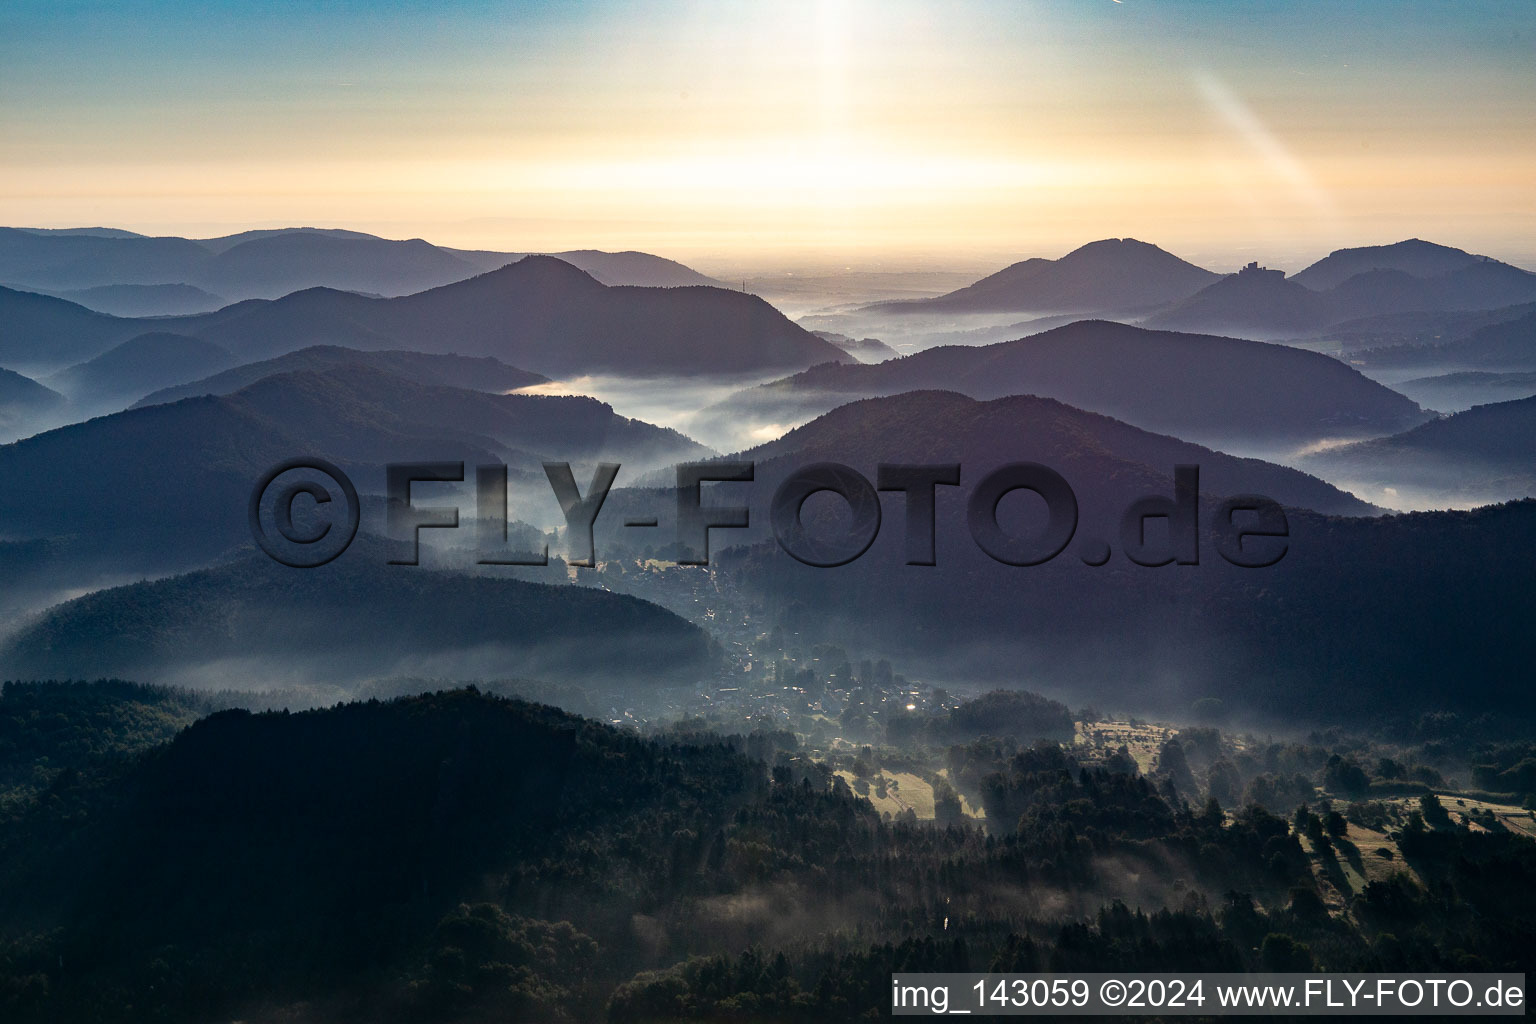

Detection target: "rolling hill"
[9, 226, 147, 239]
[214, 363, 711, 471]
[601, 388, 1375, 575]
[1151, 243, 1536, 339]
[0, 257, 849, 378]
[451, 247, 721, 288]
[865, 238, 1219, 314]
[813, 332, 901, 362]
[1355, 309, 1536, 373]
[191, 231, 482, 298]
[0, 689, 768, 1022]
[736, 390, 1376, 517]
[163, 256, 847, 375]
[1307, 302, 1536, 354]
[1300, 395, 1536, 505]
[695, 319, 1430, 452]
[1147, 263, 1334, 336]
[0, 367, 64, 436]
[0, 227, 211, 292]
[0, 285, 148, 368]
[0, 551, 714, 685]
[45, 332, 235, 411]
[1291, 238, 1492, 291]
[0, 225, 722, 309]
[133, 345, 548, 408]
[1392, 370, 1536, 413]
[0, 364, 711, 584]
[17, 282, 227, 317]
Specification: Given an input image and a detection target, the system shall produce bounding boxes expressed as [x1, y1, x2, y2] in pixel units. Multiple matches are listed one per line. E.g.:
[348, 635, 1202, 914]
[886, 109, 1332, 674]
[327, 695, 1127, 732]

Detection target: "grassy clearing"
[1437, 794, 1536, 837]
[1077, 720, 1178, 774]
[835, 768, 984, 821]
[1306, 822, 1422, 909]
[834, 769, 906, 818]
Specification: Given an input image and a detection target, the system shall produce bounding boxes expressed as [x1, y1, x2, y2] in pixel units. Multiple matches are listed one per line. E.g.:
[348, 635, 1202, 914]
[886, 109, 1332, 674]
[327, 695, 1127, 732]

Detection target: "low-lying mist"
[509, 373, 784, 452]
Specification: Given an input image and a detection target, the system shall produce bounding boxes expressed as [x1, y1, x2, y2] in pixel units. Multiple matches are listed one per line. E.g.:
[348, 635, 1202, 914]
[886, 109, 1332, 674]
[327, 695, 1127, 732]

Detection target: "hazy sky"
[2, 1, 1533, 271]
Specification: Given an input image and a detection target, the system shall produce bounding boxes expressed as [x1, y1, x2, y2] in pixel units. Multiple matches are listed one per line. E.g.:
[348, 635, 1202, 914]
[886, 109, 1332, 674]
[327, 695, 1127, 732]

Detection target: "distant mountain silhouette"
[1, 257, 846, 378]
[1392, 370, 1536, 413]
[46, 332, 234, 411]
[1151, 244, 1536, 339]
[0, 228, 212, 291]
[1415, 260, 1536, 310]
[1313, 302, 1536, 354]
[813, 332, 901, 362]
[1147, 263, 1334, 335]
[134, 345, 547, 408]
[1357, 309, 1536, 372]
[0, 285, 146, 367]
[153, 287, 401, 358]
[23, 282, 227, 317]
[450, 248, 722, 288]
[163, 256, 848, 376]
[1325, 268, 1439, 319]
[0, 225, 723, 311]
[0, 549, 713, 685]
[194, 226, 386, 253]
[1301, 395, 1536, 503]
[1291, 239, 1490, 290]
[13, 226, 147, 239]
[193, 232, 483, 299]
[865, 239, 1219, 314]
[0, 367, 63, 435]
[218, 364, 710, 471]
[697, 320, 1429, 451]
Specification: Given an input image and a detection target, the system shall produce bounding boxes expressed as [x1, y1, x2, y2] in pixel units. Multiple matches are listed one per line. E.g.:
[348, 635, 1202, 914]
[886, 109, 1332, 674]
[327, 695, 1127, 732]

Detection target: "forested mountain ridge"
[0, 686, 1530, 1022]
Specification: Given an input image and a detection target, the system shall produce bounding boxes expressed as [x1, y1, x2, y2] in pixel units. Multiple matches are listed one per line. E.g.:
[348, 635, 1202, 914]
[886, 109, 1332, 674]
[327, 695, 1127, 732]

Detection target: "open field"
[835, 768, 983, 821]
[1076, 720, 1180, 773]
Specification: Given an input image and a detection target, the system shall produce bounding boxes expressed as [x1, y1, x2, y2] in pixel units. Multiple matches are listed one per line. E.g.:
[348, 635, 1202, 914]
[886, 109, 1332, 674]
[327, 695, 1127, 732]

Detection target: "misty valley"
[1, 226, 1535, 1023]
[333, 458, 1289, 573]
